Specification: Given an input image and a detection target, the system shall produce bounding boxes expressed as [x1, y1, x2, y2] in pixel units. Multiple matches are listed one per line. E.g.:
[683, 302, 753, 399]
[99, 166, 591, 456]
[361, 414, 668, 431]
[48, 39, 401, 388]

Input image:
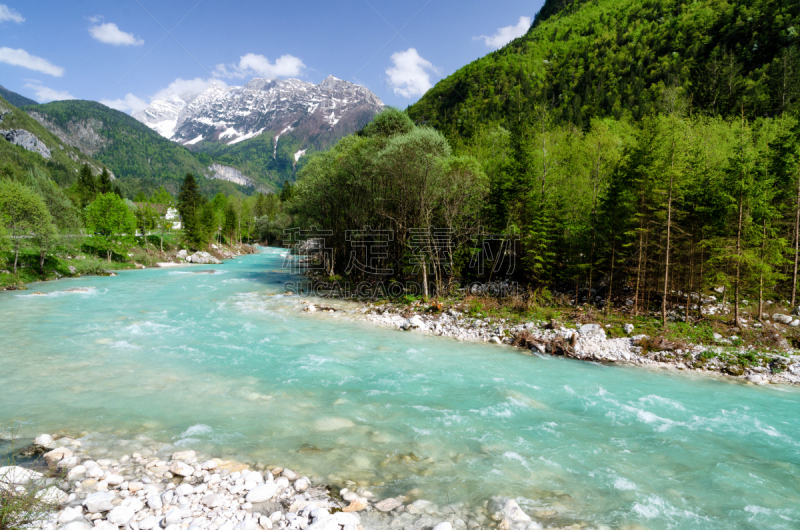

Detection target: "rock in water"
[34, 433, 54, 448]
[375, 497, 403, 512]
[313, 417, 355, 431]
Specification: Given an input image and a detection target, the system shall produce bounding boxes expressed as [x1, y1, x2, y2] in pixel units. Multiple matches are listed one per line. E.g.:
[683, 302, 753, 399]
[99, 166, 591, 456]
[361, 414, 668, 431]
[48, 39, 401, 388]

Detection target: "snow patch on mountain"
[133, 75, 384, 153]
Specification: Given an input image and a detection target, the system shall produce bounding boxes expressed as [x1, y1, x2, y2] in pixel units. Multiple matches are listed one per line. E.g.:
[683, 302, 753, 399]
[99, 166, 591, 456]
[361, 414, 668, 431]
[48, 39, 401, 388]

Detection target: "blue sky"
[0, 0, 543, 112]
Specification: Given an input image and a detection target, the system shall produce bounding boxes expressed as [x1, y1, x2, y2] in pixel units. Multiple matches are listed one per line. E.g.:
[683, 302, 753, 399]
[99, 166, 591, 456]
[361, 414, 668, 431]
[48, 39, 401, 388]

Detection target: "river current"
[1, 247, 798, 528]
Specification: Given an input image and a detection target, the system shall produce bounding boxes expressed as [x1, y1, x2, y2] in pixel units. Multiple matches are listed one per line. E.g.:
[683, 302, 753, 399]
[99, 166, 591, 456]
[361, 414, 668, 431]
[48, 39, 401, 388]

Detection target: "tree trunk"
[40, 251, 46, 274]
[759, 219, 766, 321]
[792, 171, 800, 306]
[107, 249, 112, 262]
[662, 163, 675, 328]
[13, 248, 19, 274]
[605, 243, 615, 313]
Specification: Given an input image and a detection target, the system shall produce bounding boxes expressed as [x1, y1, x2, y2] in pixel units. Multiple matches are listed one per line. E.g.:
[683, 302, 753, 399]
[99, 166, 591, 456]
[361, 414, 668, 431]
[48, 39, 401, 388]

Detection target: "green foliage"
[84, 193, 136, 261]
[22, 100, 217, 197]
[0, 96, 107, 188]
[0, 178, 54, 273]
[408, 0, 800, 135]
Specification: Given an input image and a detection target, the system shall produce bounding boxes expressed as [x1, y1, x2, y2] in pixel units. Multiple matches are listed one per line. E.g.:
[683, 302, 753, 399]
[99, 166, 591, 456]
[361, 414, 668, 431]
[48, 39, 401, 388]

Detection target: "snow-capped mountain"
[133, 76, 384, 154]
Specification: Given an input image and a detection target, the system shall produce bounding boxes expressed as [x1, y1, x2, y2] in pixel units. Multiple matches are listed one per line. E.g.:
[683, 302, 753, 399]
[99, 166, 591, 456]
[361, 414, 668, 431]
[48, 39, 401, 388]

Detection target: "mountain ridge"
[134, 75, 384, 159]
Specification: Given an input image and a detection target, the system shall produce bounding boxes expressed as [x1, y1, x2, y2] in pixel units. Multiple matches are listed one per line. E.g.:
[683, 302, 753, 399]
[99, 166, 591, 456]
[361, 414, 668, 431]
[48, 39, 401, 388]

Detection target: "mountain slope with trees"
[0, 96, 109, 187]
[408, 0, 800, 135]
[291, 0, 800, 351]
[0, 85, 38, 108]
[22, 100, 249, 197]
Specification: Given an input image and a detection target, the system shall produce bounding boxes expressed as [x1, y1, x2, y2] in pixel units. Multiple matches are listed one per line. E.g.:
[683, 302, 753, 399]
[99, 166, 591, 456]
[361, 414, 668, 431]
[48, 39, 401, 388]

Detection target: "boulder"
[36, 486, 68, 504]
[489, 336, 502, 344]
[0, 465, 44, 486]
[374, 497, 403, 512]
[245, 483, 279, 503]
[201, 493, 224, 508]
[623, 323, 635, 335]
[34, 434, 55, 448]
[187, 252, 221, 265]
[57, 506, 84, 523]
[60, 522, 92, 530]
[44, 447, 73, 466]
[492, 498, 531, 523]
[83, 491, 116, 513]
[176, 250, 188, 260]
[579, 324, 606, 341]
[772, 313, 793, 325]
[293, 477, 310, 492]
[342, 497, 368, 512]
[401, 315, 426, 331]
[171, 450, 196, 462]
[168, 461, 194, 477]
[433, 524, 453, 530]
[106, 505, 134, 526]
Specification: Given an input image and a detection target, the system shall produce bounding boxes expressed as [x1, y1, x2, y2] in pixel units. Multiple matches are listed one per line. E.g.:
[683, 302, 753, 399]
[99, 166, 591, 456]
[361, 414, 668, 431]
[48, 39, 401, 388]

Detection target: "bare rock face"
[0, 129, 51, 158]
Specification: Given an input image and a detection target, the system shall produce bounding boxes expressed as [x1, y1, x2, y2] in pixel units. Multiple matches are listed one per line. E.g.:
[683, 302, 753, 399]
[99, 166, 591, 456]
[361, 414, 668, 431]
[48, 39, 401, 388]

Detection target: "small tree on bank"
[0, 179, 54, 273]
[85, 193, 136, 262]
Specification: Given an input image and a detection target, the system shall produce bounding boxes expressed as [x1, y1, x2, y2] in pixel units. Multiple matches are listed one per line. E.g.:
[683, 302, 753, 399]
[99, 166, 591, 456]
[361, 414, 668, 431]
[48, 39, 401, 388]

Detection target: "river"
[1, 247, 798, 529]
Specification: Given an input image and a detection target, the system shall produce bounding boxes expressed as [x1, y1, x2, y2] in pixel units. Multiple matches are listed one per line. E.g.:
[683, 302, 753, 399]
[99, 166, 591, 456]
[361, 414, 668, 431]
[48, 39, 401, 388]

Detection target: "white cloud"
[0, 47, 64, 76]
[214, 53, 305, 79]
[89, 20, 144, 46]
[24, 81, 75, 103]
[476, 16, 531, 49]
[101, 93, 148, 114]
[386, 48, 435, 98]
[0, 4, 24, 23]
[152, 77, 226, 101]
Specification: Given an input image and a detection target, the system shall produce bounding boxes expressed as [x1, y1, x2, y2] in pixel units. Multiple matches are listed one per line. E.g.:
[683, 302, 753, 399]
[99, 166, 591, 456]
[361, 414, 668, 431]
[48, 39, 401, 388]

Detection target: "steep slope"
[408, 0, 800, 135]
[0, 85, 38, 108]
[134, 75, 384, 169]
[24, 100, 263, 196]
[0, 95, 108, 186]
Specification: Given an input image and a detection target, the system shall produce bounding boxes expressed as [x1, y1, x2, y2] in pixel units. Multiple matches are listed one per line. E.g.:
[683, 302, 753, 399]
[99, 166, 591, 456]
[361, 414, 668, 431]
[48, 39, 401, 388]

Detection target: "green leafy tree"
[85, 193, 136, 262]
[0, 179, 54, 273]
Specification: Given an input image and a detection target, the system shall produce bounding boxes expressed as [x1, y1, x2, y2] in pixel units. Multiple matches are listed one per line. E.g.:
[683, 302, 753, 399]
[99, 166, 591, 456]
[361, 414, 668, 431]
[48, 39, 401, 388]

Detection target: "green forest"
[288, 0, 800, 331]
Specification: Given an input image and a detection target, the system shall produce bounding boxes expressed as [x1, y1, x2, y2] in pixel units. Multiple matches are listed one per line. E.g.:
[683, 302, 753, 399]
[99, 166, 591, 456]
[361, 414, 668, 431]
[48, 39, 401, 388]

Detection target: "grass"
[0, 425, 59, 530]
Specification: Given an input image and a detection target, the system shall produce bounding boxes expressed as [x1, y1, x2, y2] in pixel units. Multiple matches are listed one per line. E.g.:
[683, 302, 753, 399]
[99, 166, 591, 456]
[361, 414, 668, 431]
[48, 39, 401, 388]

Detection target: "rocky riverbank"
[2, 433, 553, 530]
[310, 302, 800, 386]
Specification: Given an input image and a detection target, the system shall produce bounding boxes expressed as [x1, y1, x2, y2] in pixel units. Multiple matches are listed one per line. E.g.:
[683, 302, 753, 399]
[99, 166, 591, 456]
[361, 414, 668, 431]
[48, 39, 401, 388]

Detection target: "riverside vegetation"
[283, 0, 800, 371]
[0, 163, 276, 290]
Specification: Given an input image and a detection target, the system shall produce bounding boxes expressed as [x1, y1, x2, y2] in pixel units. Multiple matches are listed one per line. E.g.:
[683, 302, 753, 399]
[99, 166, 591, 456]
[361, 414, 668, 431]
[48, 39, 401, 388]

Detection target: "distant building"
[132, 203, 182, 230]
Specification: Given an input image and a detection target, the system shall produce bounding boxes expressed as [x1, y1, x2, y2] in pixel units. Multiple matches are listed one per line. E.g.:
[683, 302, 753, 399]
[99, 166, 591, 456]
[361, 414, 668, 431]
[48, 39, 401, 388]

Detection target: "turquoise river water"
[1, 247, 798, 529]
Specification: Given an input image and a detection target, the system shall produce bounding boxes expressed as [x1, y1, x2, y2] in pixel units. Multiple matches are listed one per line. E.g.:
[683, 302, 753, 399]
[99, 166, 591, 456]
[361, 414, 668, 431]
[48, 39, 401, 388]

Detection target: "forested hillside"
[0, 96, 109, 187]
[22, 100, 247, 197]
[409, 0, 800, 135]
[0, 85, 38, 108]
[293, 0, 800, 331]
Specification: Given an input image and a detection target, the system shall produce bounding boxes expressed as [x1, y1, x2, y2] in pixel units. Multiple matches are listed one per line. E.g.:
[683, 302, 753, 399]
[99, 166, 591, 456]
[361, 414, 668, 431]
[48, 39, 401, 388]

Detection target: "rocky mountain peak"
[133, 76, 384, 151]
